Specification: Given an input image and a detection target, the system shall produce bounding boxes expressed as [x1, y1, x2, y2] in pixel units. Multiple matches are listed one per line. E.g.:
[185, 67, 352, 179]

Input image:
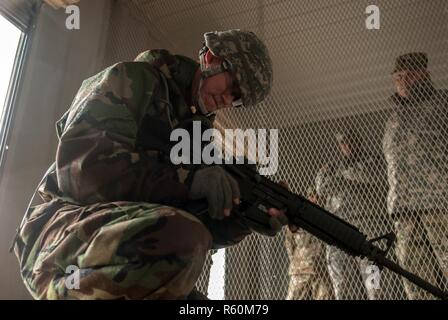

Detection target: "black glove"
[188, 166, 240, 220]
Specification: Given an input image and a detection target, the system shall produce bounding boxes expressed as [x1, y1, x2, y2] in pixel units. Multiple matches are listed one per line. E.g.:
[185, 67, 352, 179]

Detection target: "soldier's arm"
[315, 165, 334, 199]
[56, 62, 188, 206]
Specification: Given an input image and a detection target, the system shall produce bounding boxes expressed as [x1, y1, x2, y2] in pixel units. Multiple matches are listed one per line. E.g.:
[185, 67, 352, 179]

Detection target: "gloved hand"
[188, 166, 240, 220]
[266, 208, 289, 235]
[268, 181, 298, 235]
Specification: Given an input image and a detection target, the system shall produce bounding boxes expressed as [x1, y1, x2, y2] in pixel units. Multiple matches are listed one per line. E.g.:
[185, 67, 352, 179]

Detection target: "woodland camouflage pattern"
[14, 48, 255, 300]
[285, 228, 334, 300]
[204, 30, 273, 107]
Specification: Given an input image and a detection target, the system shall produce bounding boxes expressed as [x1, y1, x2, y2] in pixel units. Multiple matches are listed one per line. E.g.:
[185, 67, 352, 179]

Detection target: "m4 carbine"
[196, 160, 447, 300]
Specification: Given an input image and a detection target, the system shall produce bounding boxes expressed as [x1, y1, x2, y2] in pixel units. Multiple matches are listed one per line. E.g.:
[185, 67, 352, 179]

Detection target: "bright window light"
[0, 14, 22, 127]
[207, 249, 225, 300]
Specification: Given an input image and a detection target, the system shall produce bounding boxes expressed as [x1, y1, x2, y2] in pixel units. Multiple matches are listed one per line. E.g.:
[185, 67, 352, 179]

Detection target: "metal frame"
[0, 2, 42, 180]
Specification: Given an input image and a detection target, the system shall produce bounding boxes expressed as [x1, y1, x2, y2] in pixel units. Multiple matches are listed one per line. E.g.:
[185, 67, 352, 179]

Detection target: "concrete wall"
[0, 0, 111, 299]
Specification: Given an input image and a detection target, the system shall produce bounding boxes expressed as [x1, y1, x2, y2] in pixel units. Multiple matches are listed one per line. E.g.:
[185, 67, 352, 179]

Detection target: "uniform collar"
[135, 49, 215, 123]
[134, 49, 197, 95]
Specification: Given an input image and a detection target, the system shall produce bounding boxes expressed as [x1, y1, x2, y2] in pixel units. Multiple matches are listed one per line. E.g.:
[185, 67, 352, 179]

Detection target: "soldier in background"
[317, 129, 400, 299]
[285, 186, 334, 300]
[383, 52, 448, 299]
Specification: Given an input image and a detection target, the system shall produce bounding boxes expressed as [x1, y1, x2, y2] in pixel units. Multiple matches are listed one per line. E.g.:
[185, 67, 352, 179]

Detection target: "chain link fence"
[102, 0, 448, 299]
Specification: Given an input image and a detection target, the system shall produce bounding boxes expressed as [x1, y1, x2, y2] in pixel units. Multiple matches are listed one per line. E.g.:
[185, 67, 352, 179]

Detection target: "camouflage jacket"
[30, 49, 250, 248]
[383, 89, 448, 215]
[315, 153, 388, 236]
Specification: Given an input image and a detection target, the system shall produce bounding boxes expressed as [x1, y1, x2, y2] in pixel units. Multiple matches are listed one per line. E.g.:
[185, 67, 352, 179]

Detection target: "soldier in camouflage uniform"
[12, 30, 290, 300]
[316, 129, 398, 299]
[383, 52, 448, 300]
[285, 187, 334, 300]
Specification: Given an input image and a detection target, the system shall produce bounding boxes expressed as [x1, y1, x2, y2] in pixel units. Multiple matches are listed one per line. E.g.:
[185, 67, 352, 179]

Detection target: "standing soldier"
[316, 129, 399, 299]
[285, 187, 334, 300]
[383, 52, 448, 299]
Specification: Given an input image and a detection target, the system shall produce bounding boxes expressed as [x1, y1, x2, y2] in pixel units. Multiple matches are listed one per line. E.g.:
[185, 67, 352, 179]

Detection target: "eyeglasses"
[230, 76, 243, 108]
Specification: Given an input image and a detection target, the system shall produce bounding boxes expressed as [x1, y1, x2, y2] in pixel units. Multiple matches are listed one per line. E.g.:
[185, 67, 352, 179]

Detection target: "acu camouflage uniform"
[14, 49, 252, 300]
[316, 137, 402, 300]
[285, 188, 334, 300]
[383, 87, 448, 299]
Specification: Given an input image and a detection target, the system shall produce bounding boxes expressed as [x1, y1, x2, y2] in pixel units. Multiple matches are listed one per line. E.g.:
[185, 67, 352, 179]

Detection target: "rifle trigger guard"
[367, 232, 396, 268]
